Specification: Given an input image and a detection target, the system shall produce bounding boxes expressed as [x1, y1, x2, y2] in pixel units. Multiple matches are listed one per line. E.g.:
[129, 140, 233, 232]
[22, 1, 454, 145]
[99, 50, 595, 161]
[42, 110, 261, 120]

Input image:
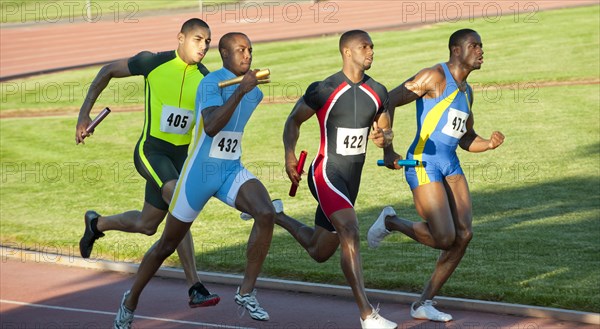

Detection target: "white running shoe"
[360, 307, 397, 329]
[234, 287, 270, 321]
[367, 206, 396, 248]
[114, 290, 134, 329]
[410, 300, 453, 322]
[240, 199, 283, 220]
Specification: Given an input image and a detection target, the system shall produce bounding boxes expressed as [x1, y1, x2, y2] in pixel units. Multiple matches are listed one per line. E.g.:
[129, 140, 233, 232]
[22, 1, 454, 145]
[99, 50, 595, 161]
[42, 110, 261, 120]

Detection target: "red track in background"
[1, 0, 596, 80]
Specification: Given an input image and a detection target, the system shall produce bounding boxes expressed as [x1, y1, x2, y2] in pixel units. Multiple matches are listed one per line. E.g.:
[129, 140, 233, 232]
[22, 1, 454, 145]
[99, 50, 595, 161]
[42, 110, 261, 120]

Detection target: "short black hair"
[218, 32, 248, 58]
[448, 29, 478, 55]
[339, 30, 369, 54]
[180, 18, 209, 34]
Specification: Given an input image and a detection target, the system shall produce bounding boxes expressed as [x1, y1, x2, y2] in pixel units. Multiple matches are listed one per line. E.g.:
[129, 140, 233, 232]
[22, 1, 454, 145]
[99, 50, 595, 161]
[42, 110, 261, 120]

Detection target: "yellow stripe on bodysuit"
[413, 89, 459, 185]
[138, 79, 163, 187]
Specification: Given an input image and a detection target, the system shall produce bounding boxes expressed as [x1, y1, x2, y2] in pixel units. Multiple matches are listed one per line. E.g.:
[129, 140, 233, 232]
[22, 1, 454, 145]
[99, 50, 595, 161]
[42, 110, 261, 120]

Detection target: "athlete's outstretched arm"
[283, 98, 315, 186]
[383, 67, 444, 168]
[459, 91, 505, 152]
[202, 70, 260, 137]
[388, 75, 419, 115]
[388, 67, 441, 110]
[383, 74, 424, 168]
[75, 59, 132, 144]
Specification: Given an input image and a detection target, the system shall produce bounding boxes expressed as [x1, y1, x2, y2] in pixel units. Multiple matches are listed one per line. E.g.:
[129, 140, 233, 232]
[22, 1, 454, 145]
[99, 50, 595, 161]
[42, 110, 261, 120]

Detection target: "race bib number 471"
[209, 131, 242, 160]
[336, 127, 369, 156]
[441, 108, 469, 139]
[160, 105, 194, 135]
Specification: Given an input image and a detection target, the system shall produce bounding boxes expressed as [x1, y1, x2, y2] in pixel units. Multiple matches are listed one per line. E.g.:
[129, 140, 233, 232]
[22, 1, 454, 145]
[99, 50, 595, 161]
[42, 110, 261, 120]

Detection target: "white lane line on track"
[0, 299, 256, 329]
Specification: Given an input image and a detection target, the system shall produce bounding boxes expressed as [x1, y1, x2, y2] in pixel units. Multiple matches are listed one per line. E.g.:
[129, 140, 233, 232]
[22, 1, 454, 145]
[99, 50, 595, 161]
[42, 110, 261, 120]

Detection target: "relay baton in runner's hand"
[83, 107, 111, 139]
[376, 159, 420, 167]
[218, 69, 271, 88]
[289, 150, 308, 197]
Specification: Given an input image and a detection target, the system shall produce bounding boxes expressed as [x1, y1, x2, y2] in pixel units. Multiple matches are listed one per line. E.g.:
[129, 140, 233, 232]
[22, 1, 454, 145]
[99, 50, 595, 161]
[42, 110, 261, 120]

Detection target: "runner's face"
[349, 34, 374, 70]
[179, 27, 211, 64]
[458, 33, 484, 70]
[224, 35, 253, 76]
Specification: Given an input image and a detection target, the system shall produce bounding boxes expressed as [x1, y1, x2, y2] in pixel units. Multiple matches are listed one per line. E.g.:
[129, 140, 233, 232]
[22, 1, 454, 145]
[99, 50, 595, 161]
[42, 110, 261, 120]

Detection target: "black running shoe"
[79, 210, 104, 258]
[188, 282, 220, 308]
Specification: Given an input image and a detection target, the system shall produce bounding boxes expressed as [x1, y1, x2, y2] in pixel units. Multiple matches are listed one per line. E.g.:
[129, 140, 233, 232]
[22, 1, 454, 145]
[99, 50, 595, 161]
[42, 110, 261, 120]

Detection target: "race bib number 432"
[209, 131, 242, 160]
[336, 127, 369, 156]
[441, 108, 469, 139]
[160, 105, 194, 135]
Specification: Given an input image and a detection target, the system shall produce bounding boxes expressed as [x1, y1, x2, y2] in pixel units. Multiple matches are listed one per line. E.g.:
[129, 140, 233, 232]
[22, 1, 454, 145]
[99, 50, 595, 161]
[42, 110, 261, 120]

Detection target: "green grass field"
[1, 5, 599, 312]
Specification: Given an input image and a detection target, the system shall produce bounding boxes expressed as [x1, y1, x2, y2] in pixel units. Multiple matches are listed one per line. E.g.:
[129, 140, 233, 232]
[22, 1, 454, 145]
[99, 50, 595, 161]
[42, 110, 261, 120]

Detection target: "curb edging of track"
[1, 246, 598, 325]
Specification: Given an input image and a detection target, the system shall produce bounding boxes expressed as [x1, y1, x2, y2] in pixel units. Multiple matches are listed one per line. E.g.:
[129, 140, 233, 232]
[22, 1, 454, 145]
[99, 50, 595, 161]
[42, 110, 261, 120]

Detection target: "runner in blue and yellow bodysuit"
[368, 29, 505, 323]
[404, 61, 472, 190]
[74, 19, 220, 316]
[112, 33, 278, 327]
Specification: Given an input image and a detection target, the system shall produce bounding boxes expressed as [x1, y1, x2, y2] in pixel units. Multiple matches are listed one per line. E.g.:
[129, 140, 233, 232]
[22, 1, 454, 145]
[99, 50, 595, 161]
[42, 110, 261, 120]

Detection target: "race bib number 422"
[209, 131, 242, 160]
[160, 105, 194, 135]
[441, 108, 469, 139]
[336, 127, 369, 156]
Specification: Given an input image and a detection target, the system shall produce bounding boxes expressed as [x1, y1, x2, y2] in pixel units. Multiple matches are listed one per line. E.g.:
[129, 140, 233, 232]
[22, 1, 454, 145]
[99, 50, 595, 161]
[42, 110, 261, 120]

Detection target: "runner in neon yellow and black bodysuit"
[130, 49, 209, 209]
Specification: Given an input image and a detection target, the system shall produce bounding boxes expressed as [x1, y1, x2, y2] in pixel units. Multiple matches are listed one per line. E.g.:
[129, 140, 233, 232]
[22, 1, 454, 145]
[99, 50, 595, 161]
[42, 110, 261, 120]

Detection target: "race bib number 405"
[160, 105, 194, 135]
[209, 131, 242, 160]
[441, 108, 469, 139]
[336, 127, 369, 156]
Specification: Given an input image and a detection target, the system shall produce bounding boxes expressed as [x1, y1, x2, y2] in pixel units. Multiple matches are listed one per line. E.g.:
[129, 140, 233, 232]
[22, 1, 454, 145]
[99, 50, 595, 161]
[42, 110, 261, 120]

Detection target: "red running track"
[1, 0, 597, 79]
[1, 257, 597, 328]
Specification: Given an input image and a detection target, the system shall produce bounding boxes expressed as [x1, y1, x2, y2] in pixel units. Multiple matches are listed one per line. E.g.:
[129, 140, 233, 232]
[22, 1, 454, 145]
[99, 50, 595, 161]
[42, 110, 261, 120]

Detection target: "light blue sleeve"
[196, 72, 224, 114]
[257, 88, 264, 104]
